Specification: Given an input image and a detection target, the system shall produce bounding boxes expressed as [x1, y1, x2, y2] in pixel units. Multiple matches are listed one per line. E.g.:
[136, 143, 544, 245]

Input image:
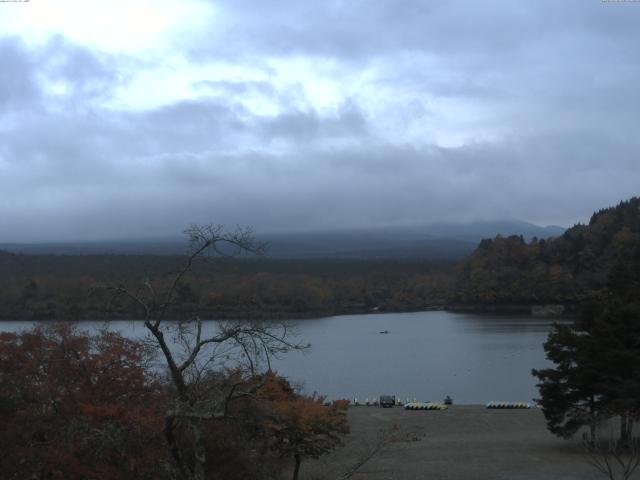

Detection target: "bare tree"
[584, 433, 640, 480]
[107, 224, 306, 480]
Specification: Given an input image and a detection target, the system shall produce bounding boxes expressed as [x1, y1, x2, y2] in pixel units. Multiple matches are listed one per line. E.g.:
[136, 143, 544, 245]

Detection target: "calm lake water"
[0, 311, 559, 404]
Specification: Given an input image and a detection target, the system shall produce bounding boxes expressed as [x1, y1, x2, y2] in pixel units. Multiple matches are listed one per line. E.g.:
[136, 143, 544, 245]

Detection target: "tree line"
[0, 254, 454, 321]
[454, 197, 640, 309]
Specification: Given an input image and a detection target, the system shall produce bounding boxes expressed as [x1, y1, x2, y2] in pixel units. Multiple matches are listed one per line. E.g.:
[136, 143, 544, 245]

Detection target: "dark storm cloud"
[1, 0, 640, 241]
[2, 107, 636, 241]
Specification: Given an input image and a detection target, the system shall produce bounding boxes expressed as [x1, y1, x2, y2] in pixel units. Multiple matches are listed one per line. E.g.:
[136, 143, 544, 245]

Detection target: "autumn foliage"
[0, 254, 454, 321]
[454, 197, 640, 308]
[0, 324, 165, 479]
[0, 325, 349, 480]
[244, 373, 350, 480]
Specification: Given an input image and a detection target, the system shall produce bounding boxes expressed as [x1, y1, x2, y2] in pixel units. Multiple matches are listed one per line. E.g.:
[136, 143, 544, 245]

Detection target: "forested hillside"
[453, 197, 640, 310]
[0, 254, 454, 320]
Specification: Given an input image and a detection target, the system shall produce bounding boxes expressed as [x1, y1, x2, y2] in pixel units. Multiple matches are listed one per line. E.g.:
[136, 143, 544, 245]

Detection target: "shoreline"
[0, 303, 573, 322]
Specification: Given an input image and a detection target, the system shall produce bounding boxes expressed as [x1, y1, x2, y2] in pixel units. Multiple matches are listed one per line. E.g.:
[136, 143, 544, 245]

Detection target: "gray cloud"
[196, 1, 640, 62]
[0, 37, 40, 108]
[256, 103, 369, 145]
[1, 1, 640, 241]
[39, 36, 121, 100]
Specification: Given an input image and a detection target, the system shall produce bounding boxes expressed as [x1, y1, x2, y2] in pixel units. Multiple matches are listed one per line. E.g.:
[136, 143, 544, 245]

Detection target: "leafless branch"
[584, 436, 640, 480]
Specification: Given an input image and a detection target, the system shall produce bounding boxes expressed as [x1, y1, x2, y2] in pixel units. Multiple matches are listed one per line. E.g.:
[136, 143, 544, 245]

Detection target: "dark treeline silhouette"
[0, 254, 454, 320]
[453, 197, 640, 310]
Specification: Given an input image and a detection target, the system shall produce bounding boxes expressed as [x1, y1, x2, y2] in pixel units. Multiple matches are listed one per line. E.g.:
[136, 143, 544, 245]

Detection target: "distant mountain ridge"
[0, 220, 565, 260]
[421, 220, 565, 242]
[263, 221, 564, 259]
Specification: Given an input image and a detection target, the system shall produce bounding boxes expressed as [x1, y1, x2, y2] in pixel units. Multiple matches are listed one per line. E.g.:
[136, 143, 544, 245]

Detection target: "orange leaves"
[0, 324, 165, 480]
[250, 373, 349, 461]
[257, 371, 297, 403]
[331, 398, 349, 411]
[2, 328, 347, 480]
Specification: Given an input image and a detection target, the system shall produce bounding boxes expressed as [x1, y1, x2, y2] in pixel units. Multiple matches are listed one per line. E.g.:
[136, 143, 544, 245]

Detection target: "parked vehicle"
[379, 395, 395, 408]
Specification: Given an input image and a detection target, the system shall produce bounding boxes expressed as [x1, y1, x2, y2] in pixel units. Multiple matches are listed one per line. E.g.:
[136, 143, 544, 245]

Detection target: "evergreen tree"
[533, 296, 640, 443]
[533, 303, 605, 440]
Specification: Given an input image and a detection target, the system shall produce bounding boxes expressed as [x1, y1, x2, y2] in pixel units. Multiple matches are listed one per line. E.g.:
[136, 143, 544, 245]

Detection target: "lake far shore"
[0, 303, 575, 322]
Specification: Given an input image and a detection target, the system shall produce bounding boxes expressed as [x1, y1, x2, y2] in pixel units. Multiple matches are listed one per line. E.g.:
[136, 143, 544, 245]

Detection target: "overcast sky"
[1, 0, 639, 241]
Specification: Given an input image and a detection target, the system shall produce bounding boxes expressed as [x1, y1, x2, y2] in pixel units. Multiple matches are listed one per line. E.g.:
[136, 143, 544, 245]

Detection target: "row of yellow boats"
[485, 401, 531, 409]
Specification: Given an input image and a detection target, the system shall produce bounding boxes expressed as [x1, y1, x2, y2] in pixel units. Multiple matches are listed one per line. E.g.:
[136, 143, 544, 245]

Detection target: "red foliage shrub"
[0, 324, 166, 480]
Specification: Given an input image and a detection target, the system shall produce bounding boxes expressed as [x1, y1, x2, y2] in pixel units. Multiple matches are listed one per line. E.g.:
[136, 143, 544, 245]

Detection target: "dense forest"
[0, 253, 454, 320]
[453, 197, 640, 311]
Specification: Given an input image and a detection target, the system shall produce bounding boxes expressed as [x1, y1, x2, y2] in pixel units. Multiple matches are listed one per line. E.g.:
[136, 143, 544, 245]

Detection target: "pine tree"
[533, 296, 640, 443]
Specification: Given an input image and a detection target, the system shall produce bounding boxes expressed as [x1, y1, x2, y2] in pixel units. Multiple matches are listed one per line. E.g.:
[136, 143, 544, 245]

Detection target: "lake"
[0, 311, 559, 404]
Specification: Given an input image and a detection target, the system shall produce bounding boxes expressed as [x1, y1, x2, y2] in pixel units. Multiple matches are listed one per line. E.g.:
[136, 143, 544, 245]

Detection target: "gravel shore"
[302, 406, 610, 480]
